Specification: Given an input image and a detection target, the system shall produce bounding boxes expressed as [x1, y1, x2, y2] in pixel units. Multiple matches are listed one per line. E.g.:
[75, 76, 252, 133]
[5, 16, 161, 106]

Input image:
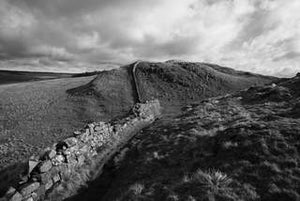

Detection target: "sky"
[0, 0, 299, 77]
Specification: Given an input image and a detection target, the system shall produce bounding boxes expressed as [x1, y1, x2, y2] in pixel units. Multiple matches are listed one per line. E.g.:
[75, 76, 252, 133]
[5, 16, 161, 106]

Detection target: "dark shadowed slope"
[135, 61, 275, 104]
[68, 73, 300, 201]
[68, 61, 276, 114]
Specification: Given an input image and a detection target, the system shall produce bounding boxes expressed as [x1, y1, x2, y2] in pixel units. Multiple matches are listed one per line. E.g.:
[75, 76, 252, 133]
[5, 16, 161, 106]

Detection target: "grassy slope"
[0, 75, 124, 195]
[67, 66, 137, 116]
[135, 62, 275, 110]
[0, 61, 276, 198]
[70, 75, 300, 201]
[69, 61, 275, 115]
[0, 70, 76, 85]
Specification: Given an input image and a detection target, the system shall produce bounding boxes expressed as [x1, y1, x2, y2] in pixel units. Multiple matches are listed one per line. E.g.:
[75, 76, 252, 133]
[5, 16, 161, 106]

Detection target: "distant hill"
[68, 61, 277, 114]
[0, 70, 101, 85]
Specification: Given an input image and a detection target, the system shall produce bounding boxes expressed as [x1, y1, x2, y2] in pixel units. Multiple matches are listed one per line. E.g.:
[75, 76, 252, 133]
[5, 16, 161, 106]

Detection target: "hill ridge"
[68, 61, 276, 114]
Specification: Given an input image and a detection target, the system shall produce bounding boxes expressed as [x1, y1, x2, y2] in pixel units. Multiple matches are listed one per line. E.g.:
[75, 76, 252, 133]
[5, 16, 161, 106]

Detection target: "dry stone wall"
[1, 100, 161, 201]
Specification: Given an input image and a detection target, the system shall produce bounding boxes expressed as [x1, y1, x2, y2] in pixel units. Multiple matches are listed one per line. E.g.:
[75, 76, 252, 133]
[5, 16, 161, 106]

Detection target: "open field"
[0, 75, 126, 172]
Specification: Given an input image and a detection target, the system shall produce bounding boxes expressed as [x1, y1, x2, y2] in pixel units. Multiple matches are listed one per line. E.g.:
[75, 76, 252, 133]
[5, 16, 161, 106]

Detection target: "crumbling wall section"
[1, 100, 161, 201]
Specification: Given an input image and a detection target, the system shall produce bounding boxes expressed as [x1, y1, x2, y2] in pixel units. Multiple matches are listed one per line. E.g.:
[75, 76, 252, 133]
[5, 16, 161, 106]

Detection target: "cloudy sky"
[0, 0, 299, 77]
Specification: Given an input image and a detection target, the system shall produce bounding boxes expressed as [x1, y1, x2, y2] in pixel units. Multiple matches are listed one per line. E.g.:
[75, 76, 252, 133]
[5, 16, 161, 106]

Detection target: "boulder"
[241, 86, 292, 103]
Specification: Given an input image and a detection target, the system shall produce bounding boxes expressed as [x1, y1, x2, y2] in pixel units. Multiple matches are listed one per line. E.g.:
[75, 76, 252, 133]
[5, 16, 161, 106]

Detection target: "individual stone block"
[76, 155, 85, 165]
[20, 182, 40, 196]
[45, 149, 56, 159]
[51, 155, 65, 166]
[5, 187, 16, 198]
[79, 130, 90, 142]
[8, 191, 22, 201]
[65, 154, 77, 164]
[94, 126, 102, 131]
[63, 149, 71, 156]
[64, 137, 78, 148]
[28, 159, 39, 175]
[38, 172, 51, 184]
[39, 160, 52, 173]
[52, 174, 60, 184]
[73, 130, 81, 136]
[31, 192, 38, 200]
[78, 145, 89, 153]
[34, 185, 46, 201]
[68, 144, 79, 153]
[45, 179, 53, 191]
[23, 197, 33, 201]
[87, 123, 94, 135]
[18, 175, 28, 185]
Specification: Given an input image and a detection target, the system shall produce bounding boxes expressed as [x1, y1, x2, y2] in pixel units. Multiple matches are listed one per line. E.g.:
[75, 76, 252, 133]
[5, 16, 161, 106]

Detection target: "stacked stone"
[2, 121, 115, 201]
[1, 100, 161, 201]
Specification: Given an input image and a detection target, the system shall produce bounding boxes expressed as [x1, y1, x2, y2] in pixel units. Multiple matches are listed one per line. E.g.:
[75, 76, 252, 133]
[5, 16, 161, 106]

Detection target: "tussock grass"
[188, 169, 232, 190]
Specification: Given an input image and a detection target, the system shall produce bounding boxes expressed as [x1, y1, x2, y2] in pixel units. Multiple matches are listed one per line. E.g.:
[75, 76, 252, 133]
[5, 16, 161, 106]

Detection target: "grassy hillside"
[69, 74, 300, 201]
[0, 61, 278, 198]
[0, 75, 124, 194]
[67, 66, 137, 116]
[135, 61, 275, 104]
[69, 61, 276, 114]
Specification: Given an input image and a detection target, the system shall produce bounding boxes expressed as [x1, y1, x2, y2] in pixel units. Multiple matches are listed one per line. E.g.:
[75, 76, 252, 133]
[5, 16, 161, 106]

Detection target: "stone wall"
[1, 100, 161, 201]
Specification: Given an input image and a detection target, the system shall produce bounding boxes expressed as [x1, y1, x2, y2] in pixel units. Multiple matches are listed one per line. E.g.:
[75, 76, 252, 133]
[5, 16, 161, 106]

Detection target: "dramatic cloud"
[0, 0, 299, 76]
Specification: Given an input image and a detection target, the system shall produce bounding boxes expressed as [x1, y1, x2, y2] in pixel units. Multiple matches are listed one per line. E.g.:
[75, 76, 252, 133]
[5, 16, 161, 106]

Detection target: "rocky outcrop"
[240, 84, 292, 103]
[1, 100, 161, 201]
